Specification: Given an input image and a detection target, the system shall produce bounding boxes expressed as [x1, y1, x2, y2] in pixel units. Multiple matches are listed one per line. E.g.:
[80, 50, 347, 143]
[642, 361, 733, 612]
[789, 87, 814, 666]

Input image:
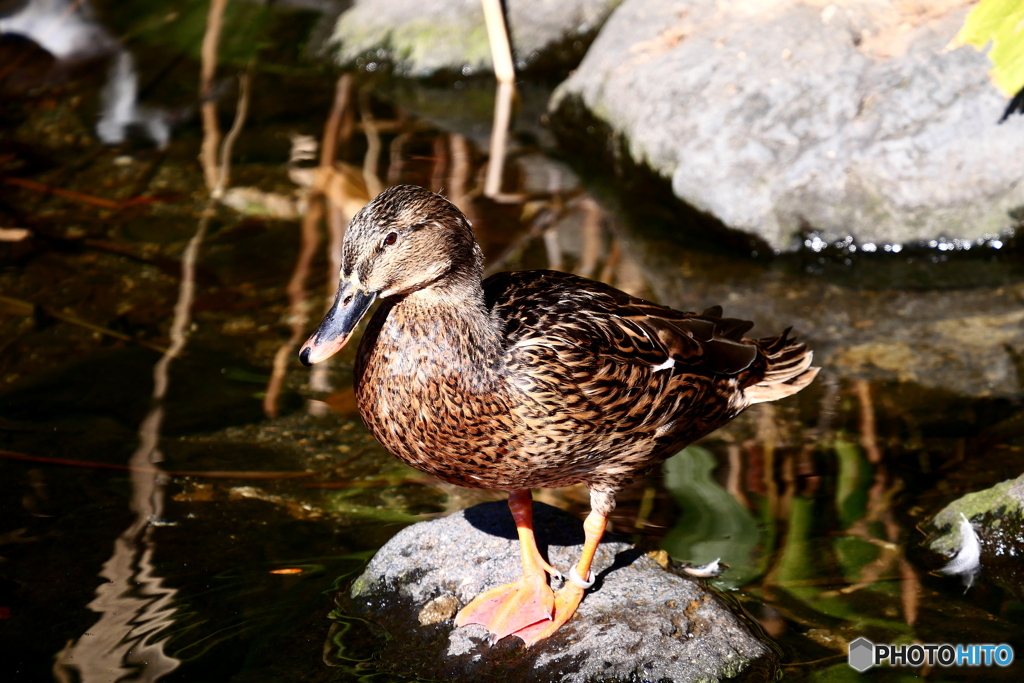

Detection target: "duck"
[299, 184, 818, 646]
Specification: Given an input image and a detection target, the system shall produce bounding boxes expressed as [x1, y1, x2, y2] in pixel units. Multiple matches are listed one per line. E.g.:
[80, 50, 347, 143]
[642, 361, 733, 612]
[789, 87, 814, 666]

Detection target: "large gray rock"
[328, 0, 621, 76]
[344, 501, 777, 682]
[551, 0, 1024, 252]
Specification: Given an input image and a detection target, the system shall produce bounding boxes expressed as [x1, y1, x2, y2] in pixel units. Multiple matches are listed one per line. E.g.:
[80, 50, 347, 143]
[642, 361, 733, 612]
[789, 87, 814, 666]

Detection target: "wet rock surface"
[342, 501, 777, 682]
[550, 0, 1024, 252]
[328, 0, 619, 76]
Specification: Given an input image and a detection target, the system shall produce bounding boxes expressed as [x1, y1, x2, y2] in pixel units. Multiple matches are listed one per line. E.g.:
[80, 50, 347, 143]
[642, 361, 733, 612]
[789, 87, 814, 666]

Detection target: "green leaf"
[953, 0, 1024, 96]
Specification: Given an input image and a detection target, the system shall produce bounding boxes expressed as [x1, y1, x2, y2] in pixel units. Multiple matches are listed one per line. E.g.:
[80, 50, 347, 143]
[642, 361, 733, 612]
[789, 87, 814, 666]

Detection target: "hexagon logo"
[848, 637, 875, 672]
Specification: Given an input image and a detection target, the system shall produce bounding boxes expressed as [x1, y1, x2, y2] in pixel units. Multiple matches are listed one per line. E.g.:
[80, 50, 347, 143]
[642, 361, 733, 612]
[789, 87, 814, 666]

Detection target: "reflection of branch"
[2, 177, 169, 211]
[576, 197, 602, 279]
[483, 205, 561, 276]
[599, 237, 620, 284]
[543, 225, 563, 270]
[448, 133, 473, 213]
[481, 0, 516, 198]
[55, 183, 213, 683]
[310, 76, 355, 407]
[431, 134, 448, 193]
[633, 486, 657, 531]
[265, 201, 322, 418]
[199, 0, 228, 191]
[321, 74, 352, 169]
[212, 70, 252, 198]
[899, 556, 920, 626]
[53, 4, 251, 676]
[853, 378, 882, 464]
[484, 80, 514, 198]
[387, 130, 411, 186]
[755, 404, 782, 518]
[359, 88, 384, 197]
[726, 443, 750, 509]
[310, 200, 356, 415]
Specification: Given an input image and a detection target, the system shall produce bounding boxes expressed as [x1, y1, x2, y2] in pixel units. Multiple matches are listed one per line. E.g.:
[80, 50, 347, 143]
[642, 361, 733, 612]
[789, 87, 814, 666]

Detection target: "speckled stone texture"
[344, 501, 777, 682]
[550, 0, 1024, 252]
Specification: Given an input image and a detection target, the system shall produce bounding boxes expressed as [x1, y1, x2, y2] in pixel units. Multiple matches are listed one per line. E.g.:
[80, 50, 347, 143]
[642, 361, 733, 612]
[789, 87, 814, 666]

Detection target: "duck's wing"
[486, 270, 757, 378]
[484, 270, 815, 431]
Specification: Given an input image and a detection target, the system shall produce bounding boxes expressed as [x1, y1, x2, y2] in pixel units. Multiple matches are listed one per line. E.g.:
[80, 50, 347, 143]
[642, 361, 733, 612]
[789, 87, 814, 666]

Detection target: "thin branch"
[481, 0, 515, 85]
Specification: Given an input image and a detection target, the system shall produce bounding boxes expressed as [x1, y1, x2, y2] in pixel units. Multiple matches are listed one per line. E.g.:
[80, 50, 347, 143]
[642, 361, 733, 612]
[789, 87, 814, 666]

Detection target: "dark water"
[2, 2, 1023, 682]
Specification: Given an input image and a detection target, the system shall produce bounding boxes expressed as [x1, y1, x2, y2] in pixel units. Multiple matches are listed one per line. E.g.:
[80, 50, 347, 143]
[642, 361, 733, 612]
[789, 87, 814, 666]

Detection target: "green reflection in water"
[660, 446, 763, 589]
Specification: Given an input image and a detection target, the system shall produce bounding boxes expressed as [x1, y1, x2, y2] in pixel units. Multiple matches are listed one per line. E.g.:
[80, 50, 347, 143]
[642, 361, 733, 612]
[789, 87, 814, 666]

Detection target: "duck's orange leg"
[455, 490, 561, 641]
[512, 508, 608, 646]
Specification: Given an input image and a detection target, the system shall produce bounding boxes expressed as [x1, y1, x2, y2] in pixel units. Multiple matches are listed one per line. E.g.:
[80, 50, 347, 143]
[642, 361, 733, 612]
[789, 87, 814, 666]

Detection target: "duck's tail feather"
[744, 329, 819, 405]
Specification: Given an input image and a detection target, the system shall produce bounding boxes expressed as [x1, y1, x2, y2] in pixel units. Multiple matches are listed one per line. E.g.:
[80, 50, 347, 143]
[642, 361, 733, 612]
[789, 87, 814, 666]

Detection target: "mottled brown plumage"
[300, 185, 818, 646]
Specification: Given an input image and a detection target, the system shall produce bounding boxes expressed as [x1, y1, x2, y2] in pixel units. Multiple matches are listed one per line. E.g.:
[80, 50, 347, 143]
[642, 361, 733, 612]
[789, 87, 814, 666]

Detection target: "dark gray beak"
[299, 280, 376, 366]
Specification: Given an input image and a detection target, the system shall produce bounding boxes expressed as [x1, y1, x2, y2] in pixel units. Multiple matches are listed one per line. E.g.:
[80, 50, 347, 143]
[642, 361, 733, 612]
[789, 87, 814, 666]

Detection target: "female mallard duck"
[300, 185, 818, 646]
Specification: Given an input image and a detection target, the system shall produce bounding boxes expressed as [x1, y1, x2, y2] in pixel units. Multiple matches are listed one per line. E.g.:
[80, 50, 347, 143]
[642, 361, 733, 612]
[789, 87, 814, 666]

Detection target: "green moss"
[929, 473, 1024, 554]
[349, 571, 372, 597]
[333, 17, 492, 75]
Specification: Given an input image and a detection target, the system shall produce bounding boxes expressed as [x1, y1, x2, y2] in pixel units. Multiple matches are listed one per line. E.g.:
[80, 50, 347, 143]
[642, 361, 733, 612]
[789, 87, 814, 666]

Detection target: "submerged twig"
[2, 177, 166, 210]
[0, 449, 316, 479]
[0, 294, 167, 353]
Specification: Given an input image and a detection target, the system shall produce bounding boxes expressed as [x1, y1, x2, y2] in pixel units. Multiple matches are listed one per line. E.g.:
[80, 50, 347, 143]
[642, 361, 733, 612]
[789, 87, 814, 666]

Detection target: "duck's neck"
[391, 265, 503, 367]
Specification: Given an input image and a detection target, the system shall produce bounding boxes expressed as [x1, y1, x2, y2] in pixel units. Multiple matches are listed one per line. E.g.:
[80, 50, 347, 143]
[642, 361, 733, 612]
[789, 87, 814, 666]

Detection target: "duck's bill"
[299, 284, 376, 366]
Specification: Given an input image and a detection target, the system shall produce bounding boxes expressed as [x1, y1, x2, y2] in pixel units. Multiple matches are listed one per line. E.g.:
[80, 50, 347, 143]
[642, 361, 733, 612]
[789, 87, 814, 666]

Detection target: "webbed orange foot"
[454, 572, 555, 642]
[454, 490, 606, 647]
[513, 578, 588, 646]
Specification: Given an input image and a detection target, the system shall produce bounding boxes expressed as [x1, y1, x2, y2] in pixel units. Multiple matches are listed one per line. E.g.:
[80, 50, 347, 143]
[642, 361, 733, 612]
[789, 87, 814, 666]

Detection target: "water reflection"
[1, 0, 173, 147]
[52, 202, 210, 682]
[1, 0, 1023, 680]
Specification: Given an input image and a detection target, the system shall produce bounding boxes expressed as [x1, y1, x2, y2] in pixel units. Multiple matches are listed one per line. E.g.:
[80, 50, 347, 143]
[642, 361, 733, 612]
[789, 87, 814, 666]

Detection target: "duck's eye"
[382, 232, 398, 247]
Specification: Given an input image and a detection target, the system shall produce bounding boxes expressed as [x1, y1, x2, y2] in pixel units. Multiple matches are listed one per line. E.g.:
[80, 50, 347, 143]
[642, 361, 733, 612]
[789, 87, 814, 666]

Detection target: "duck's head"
[299, 185, 480, 366]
